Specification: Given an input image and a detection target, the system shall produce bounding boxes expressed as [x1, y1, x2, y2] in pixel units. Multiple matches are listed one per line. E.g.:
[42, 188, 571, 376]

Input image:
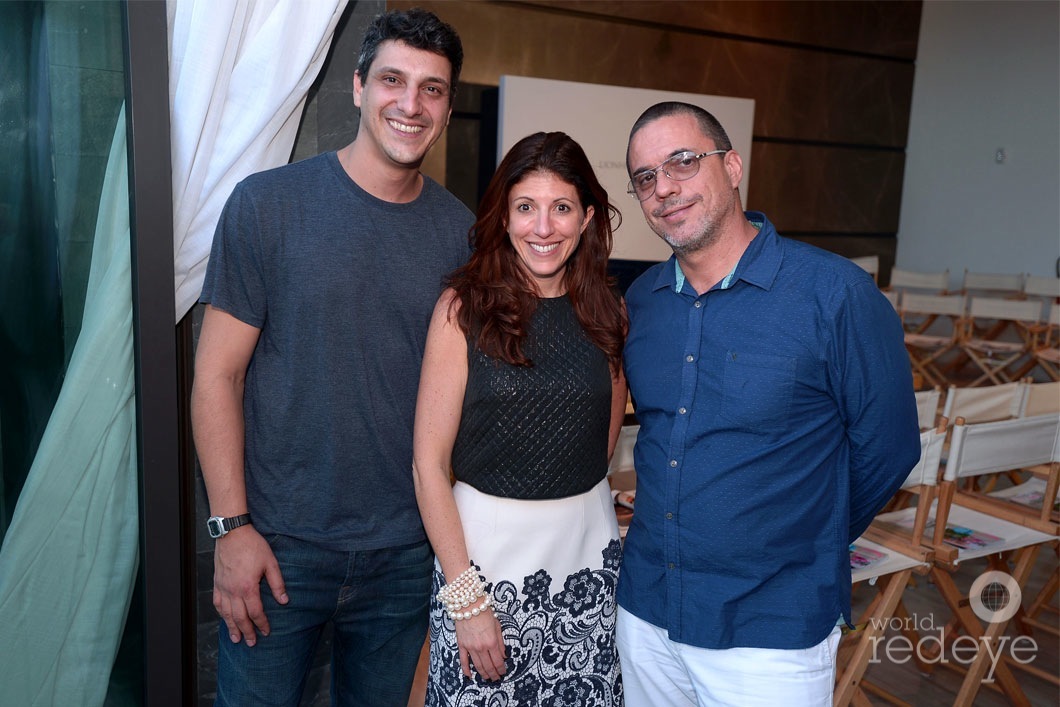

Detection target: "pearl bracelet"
[437, 563, 494, 621]
[450, 593, 493, 621]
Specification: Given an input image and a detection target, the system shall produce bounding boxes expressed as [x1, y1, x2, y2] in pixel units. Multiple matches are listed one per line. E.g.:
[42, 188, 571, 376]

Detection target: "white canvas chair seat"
[848, 538, 928, 584]
[904, 332, 950, 348]
[926, 502, 1053, 561]
[988, 477, 1059, 526]
[962, 337, 1024, 355]
[835, 423, 945, 706]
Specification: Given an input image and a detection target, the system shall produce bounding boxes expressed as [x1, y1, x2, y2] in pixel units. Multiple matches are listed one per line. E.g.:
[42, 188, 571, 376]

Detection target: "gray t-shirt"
[200, 151, 473, 550]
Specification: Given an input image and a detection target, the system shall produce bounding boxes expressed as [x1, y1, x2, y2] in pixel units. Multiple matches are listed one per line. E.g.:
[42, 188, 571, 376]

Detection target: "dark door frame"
[123, 1, 192, 704]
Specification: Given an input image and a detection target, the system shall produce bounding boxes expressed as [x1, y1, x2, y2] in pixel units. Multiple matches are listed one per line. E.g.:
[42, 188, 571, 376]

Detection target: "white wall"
[897, 0, 1059, 288]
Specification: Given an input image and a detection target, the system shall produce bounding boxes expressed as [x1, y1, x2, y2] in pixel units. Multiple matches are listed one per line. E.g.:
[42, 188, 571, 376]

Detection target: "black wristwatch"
[207, 513, 252, 539]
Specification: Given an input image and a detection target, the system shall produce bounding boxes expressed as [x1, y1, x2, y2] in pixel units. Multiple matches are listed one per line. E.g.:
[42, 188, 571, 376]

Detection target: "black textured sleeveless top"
[451, 295, 612, 499]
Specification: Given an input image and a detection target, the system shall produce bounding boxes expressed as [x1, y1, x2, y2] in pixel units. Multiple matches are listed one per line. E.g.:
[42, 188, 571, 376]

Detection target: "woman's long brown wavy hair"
[448, 131, 626, 373]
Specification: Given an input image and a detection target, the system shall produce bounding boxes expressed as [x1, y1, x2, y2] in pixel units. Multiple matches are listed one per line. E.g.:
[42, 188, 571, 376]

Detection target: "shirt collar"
[651, 211, 783, 296]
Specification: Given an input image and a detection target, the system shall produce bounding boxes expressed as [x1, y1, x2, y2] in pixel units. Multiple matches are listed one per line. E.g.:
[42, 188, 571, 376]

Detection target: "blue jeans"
[215, 536, 433, 707]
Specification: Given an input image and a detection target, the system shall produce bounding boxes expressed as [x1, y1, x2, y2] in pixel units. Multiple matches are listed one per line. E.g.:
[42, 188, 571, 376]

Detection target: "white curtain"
[169, 0, 349, 322]
[0, 105, 138, 707]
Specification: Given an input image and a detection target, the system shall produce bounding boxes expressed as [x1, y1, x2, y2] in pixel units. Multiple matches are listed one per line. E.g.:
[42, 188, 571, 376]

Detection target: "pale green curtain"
[0, 104, 138, 707]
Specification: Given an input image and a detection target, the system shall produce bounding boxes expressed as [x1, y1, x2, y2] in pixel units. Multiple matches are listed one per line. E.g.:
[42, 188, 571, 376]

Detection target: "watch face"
[207, 517, 225, 538]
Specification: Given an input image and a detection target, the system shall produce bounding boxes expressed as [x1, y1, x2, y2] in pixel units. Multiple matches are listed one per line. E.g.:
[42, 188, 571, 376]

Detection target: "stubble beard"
[664, 223, 720, 257]
[655, 190, 736, 257]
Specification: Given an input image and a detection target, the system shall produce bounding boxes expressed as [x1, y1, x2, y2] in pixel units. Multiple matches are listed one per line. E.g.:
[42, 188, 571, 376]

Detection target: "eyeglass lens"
[629, 151, 720, 201]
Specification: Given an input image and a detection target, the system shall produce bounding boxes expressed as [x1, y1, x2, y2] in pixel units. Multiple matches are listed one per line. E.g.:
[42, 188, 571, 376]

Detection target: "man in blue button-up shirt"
[615, 102, 920, 706]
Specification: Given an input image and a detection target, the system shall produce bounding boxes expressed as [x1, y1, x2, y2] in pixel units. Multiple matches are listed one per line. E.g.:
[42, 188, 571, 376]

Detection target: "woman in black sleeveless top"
[413, 132, 627, 706]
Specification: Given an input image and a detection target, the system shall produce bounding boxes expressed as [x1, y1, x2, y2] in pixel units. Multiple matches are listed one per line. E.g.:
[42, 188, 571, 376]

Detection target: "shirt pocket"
[718, 351, 797, 428]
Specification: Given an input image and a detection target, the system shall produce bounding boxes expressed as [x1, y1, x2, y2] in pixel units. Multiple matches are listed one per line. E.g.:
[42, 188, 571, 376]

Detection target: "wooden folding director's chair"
[957, 297, 1042, 387]
[834, 419, 947, 706]
[900, 293, 965, 389]
[911, 415, 1058, 706]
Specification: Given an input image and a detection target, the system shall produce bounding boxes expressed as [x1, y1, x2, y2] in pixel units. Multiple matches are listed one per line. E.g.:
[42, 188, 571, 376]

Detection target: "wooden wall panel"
[403, 0, 914, 146]
[516, 1, 920, 59]
[747, 143, 905, 234]
[389, 0, 921, 266]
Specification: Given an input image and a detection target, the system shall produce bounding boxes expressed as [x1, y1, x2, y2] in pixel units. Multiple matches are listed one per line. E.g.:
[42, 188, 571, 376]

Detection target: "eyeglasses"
[627, 150, 727, 201]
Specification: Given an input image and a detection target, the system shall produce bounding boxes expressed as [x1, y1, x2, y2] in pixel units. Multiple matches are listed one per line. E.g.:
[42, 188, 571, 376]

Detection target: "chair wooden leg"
[891, 600, 933, 674]
[930, 564, 1031, 707]
[932, 546, 1038, 707]
[1019, 560, 1058, 637]
[834, 571, 912, 707]
[860, 680, 913, 706]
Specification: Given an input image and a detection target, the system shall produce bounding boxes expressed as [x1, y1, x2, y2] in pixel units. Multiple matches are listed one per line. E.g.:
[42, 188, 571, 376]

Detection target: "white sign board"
[499, 76, 755, 262]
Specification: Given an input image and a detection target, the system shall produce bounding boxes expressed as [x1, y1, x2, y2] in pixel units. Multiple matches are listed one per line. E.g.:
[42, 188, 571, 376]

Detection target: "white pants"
[617, 606, 841, 707]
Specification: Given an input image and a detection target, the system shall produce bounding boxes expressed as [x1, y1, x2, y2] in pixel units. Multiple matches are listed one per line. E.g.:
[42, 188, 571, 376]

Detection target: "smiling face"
[352, 40, 453, 171]
[627, 112, 743, 256]
[506, 171, 594, 297]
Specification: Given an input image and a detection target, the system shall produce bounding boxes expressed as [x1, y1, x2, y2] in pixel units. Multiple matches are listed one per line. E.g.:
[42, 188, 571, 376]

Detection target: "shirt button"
[694, 301, 702, 308]
[678, 407, 687, 415]
[668, 562, 675, 570]
[666, 512, 673, 519]
[685, 354, 694, 362]
[669, 459, 678, 468]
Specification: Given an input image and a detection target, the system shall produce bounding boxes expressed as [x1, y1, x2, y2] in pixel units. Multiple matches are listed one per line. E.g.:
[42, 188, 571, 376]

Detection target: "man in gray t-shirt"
[191, 9, 473, 706]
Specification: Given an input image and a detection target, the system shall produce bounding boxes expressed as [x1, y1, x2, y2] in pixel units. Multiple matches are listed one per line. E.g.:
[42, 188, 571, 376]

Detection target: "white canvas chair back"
[945, 414, 1060, 483]
[914, 387, 941, 429]
[1022, 275, 1060, 309]
[965, 295, 1041, 324]
[1020, 380, 1060, 417]
[903, 426, 946, 489]
[901, 292, 965, 319]
[941, 382, 1022, 423]
[881, 289, 899, 311]
[848, 255, 879, 282]
[961, 269, 1023, 296]
[889, 268, 949, 293]
[1022, 274, 1060, 298]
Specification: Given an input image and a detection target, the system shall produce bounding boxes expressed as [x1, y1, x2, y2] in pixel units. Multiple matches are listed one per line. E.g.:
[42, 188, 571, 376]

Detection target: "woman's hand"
[454, 611, 507, 681]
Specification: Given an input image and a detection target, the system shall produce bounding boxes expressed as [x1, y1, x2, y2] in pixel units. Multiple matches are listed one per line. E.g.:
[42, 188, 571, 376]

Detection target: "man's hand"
[212, 526, 288, 646]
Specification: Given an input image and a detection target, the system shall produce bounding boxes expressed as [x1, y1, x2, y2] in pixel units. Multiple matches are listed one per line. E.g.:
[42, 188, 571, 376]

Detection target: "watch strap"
[223, 514, 252, 533]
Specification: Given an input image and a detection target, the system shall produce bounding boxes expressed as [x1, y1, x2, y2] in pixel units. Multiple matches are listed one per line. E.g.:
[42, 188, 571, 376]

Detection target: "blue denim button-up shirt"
[618, 212, 920, 650]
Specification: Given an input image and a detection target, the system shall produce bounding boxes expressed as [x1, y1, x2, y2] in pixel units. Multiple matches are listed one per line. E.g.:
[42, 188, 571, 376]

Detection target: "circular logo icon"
[968, 570, 1022, 624]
